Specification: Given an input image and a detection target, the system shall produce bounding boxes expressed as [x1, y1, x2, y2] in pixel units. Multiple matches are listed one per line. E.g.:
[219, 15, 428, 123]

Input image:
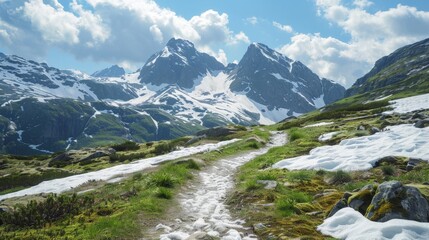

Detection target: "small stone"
[406, 158, 425, 171]
[370, 127, 381, 134]
[256, 180, 278, 190]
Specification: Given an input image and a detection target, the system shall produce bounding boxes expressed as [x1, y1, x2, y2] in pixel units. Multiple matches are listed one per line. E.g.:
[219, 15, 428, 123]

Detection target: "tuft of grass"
[289, 128, 305, 142]
[155, 188, 173, 199]
[330, 170, 352, 184]
[244, 179, 263, 191]
[185, 159, 200, 170]
[287, 170, 314, 183]
[149, 172, 176, 188]
[381, 165, 395, 176]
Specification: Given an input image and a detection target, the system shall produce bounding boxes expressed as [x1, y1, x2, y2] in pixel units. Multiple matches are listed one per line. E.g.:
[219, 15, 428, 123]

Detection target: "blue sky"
[1, 0, 429, 86]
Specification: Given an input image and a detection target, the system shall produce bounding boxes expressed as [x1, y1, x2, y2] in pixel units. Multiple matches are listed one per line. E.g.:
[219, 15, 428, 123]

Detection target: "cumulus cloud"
[280, 1, 429, 87]
[273, 21, 293, 33]
[0, 0, 249, 68]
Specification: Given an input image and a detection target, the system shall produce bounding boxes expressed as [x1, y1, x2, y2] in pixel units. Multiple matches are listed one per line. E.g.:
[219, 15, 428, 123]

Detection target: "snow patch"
[318, 131, 340, 142]
[318, 207, 429, 240]
[273, 124, 429, 172]
[384, 93, 429, 114]
[303, 122, 334, 128]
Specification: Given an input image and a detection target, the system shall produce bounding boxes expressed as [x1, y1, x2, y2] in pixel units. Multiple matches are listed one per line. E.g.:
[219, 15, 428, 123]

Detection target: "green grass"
[0, 127, 271, 239]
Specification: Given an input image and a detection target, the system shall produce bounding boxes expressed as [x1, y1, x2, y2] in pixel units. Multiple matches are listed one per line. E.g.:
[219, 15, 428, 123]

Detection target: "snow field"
[273, 124, 429, 172]
[384, 93, 429, 114]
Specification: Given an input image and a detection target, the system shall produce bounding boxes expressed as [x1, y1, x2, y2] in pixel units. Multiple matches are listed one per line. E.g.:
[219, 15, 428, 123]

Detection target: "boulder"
[414, 119, 429, 128]
[327, 192, 352, 218]
[365, 181, 429, 222]
[347, 184, 376, 215]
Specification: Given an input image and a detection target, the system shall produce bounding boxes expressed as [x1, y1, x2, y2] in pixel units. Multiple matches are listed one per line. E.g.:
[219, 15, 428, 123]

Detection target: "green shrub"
[153, 142, 175, 155]
[330, 170, 352, 184]
[155, 188, 173, 199]
[244, 179, 262, 191]
[185, 159, 200, 170]
[289, 128, 305, 142]
[149, 172, 176, 188]
[0, 194, 94, 228]
[381, 165, 395, 176]
[276, 198, 297, 216]
[111, 141, 140, 152]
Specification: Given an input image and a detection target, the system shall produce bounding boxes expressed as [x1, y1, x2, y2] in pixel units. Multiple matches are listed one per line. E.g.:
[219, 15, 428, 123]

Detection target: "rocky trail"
[144, 132, 287, 240]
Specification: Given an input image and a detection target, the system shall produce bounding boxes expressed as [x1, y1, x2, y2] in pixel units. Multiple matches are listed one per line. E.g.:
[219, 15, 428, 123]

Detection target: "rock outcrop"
[328, 181, 429, 223]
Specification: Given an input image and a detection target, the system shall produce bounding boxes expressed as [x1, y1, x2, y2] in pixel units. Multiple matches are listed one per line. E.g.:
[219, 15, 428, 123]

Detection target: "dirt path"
[144, 132, 287, 240]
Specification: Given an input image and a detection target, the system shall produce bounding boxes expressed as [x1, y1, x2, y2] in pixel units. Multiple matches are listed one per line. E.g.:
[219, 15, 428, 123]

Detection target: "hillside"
[346, 37, 429, 98]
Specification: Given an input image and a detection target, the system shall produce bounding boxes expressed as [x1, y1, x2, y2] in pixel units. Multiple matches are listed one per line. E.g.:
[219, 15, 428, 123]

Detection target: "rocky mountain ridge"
[0, 38, 346, 154]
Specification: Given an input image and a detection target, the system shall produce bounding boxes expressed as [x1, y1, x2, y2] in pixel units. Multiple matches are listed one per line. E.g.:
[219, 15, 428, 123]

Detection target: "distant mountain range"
[11, 35, 425, 155]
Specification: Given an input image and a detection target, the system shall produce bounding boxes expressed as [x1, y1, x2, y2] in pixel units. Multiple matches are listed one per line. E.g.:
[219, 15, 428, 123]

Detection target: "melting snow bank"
[156, 132, 287, 240]
[318, 208, 429, 240]
[273, 124, 429, 171]
[384, 93, 429, 114]
[318, 131, 340, 142]
[0, 139, 239, 201]
[304, 122, 334, 128]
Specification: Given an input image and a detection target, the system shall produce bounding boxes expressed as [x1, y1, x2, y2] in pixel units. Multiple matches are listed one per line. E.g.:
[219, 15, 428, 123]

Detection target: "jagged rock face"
[139, 38, 225, 88]
[230, 43, 345, 115]
[92, 65, 125, 78]
[346, 37, 429, 97]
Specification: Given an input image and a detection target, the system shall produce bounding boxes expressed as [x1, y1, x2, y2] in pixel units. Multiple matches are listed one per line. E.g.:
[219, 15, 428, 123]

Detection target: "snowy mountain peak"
[139, 38, 224, 88]
[166, 38, 195, 51]
[230, 42, 345, 118]
[92, 65, 125, 78]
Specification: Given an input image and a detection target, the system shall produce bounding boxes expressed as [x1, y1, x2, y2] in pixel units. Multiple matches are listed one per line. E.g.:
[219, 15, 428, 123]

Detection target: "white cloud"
[280, 1, 429, 87]
[353, 0, 373, 9]
[231, 31, 250, 44]
[246, 16, 258, 25]
[273, 21, 293, 33]
[0, 0, 249, 68]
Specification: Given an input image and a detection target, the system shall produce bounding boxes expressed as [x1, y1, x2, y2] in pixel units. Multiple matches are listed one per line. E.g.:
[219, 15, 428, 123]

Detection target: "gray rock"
[365, 181, 429, 222]
[357, 125, 366, 131]
[256, 180, 278, 190]
[370, 127, 381, 134]
[414, 119, 429, 128]
[406, 158, 426, 171]
[253, 223, 267, 231]
[327, 192, 352, 218]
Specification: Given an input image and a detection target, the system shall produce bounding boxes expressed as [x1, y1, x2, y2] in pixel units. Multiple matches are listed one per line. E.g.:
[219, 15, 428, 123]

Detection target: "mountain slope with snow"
[230, 43, 345, 116]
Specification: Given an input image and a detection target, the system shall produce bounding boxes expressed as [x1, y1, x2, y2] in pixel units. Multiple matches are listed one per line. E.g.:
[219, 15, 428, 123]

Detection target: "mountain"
[139, 38, 225, 88]
[0, 38, 347, 155]
[230, 43, 345, 116]
[92, 65, 126, 78]
[0, 54, 137, 103]
[346, 38, 429, 97]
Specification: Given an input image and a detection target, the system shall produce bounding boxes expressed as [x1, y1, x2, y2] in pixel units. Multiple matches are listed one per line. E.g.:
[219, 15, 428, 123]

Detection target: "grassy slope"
[229, 98, 429, 239]
[0, 127, 270, 239]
